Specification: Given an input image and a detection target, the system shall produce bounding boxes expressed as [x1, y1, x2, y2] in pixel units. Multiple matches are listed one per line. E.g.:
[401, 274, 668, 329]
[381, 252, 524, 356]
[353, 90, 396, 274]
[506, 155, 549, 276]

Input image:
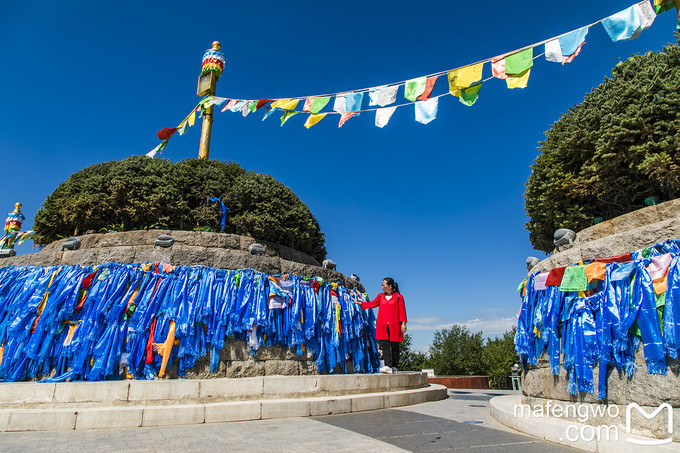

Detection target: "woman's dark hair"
[383, 277, 399, 293]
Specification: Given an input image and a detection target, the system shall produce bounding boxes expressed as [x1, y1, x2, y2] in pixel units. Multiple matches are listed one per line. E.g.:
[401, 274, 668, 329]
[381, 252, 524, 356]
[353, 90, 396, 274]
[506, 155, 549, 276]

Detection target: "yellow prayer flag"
[506, 68, 531, 89]
[304, 113, 327, 129]
[187, 110, 196, 127]
[271, 99, 300, 110]
[447, 63, 484, 97]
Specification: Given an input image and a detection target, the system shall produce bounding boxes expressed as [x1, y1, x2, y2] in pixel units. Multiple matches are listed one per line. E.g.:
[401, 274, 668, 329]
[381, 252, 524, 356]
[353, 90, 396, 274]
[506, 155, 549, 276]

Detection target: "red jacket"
[362, 292, 407, 342]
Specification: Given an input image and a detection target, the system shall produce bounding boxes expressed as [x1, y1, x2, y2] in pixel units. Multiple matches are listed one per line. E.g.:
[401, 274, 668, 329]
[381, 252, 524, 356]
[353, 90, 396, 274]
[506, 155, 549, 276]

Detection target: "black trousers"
[379, 324, 400, 368]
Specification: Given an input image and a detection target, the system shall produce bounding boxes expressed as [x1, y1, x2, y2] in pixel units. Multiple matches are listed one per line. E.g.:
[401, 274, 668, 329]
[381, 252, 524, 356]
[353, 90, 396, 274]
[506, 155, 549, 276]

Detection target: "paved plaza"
[0, 388, 579, 452]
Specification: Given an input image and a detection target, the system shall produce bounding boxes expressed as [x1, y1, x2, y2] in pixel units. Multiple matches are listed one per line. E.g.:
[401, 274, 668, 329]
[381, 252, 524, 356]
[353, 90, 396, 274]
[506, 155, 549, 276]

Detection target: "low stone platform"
[429, 375, 490, 389]
[0, 373, 447, 431]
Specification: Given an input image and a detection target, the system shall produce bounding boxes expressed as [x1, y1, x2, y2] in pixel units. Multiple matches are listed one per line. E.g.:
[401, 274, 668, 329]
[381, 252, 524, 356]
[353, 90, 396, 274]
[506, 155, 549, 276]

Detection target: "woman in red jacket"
[356, 277, 407, 374]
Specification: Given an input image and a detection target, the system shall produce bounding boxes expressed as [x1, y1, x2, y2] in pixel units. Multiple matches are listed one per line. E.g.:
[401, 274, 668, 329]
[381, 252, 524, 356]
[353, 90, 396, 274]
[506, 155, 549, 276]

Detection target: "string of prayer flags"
[405, 77, 427, 101]
[280, 111, 298, 126]
[345, 92, 364, 112]
[417, 76, 439, 101]
[459, 83, 482, 107]
[447, 63, 484, 96]
[304, 113, 327, 129]
[369, 85, 398, 106]
[157, 128, 177, 141]
[144, 0, 677, 158]
[338, 112, 357, 128]
[375, 106, 397, 128]
[415, 98, 438, 124]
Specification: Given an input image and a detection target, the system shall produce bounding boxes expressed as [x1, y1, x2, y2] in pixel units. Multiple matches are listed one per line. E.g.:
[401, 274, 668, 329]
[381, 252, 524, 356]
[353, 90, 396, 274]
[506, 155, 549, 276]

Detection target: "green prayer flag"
[310, 96, 331, 114]
[280, 111, 299, 126]
[559, 265, 588, 292]
[404, 77, 427, 102]
[198, 95, 215, 106]
[516, 278, 527, 293]
[504, 48, 534, 75]
[459, 82, 482, 106]
[249, 101, 257, 113]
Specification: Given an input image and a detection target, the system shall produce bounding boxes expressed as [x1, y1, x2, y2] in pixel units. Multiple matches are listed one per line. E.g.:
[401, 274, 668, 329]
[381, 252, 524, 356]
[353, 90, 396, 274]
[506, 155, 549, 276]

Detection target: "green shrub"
[33, 157, 327, 261]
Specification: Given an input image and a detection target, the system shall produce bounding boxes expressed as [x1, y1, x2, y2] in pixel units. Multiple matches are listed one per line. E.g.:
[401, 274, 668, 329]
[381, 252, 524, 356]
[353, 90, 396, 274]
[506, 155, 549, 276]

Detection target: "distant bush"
[33, 156, 327, 262]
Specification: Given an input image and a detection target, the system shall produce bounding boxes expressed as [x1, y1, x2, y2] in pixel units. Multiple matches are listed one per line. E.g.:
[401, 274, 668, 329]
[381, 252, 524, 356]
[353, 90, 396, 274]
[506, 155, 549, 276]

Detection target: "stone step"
[0, 384, 447, 431]
[0, 372, 427, 408]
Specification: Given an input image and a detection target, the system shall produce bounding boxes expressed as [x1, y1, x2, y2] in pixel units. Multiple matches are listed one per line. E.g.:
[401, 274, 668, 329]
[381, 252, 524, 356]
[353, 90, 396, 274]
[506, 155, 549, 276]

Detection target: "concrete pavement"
[0, 388, 580, 452]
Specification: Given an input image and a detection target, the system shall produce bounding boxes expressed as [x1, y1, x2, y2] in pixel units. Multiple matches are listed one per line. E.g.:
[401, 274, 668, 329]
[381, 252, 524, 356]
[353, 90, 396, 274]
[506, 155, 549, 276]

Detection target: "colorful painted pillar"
[197, 41, 226, 159]
[0, 203, 33, 255]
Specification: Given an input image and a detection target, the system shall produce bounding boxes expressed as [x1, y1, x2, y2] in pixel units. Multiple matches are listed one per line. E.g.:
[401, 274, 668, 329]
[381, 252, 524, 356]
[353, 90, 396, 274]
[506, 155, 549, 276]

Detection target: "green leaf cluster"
[525, 35, 680, 252]
[33, 157, 327, 262]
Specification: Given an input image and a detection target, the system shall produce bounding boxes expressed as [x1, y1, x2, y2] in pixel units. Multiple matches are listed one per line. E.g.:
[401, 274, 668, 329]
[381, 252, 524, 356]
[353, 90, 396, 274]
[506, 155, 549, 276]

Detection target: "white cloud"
[406, 316, 516, 336]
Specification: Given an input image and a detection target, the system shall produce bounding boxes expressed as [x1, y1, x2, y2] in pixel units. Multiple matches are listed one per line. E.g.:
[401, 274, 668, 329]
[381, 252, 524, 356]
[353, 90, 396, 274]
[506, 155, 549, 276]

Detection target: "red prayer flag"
[417, 76, 438, 101]
[594, 253, 632, 264]
[256, 99, 273, 110]
[545, 266, 567, 287]
[338, 112, 357, 128]
[157, 128, 177, 141]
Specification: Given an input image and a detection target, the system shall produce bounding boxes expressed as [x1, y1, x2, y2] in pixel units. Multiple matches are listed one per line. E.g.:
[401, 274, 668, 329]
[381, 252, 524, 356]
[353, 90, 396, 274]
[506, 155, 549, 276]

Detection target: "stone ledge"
[0, 383, 447, 431]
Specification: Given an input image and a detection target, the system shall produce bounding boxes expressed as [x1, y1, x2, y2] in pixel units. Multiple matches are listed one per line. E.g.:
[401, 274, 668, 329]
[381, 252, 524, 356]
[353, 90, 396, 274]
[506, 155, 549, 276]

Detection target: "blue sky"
[1, 1, 678, 351]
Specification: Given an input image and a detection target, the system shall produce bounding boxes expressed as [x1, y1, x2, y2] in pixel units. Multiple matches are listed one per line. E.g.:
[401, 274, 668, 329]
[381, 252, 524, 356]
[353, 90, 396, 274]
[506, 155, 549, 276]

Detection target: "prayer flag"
[249, 101, 257, 113]
[230, 100, 246, 112]
[369, 85, 398, 106]
[417, 76, 438, 101]
[262, 107, 276, 121]
[256, 99, 273, 110]
[310, 96, 330, 114]
[459, 82, 482, 106]
[447, 63, 483, 96]
[157, 128, 177, 141]
[375, 106, 397, 128]
[345, 92, 364, 111]
[415, 98, 438, 124]
[506, 69, 530, 89]
[405, 77, 427, 101]
[338, 112, 357, 128]
[491, 58, 509, 79]
[280, 111, 299, 126]
[545, 39, 566, 63]
[636, 1, 657, 34]
[146, 140, 168, 158]
[187, 110, 196, 127]
[177, 120, 187, 136]
[271, 99, 300, 110]
[333, 95, 347, 113]
[241, 101, 253, 117]
[558, 26, 589, 57]
[198, 95, 215, 106]
[204, 97, 227, 108]
[303, 97, 314, 112]
[504, 48, 533, 74]
[304, 113, 327, 129]
[222, 99, 238, 112]
[602, 5, 642, 41]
